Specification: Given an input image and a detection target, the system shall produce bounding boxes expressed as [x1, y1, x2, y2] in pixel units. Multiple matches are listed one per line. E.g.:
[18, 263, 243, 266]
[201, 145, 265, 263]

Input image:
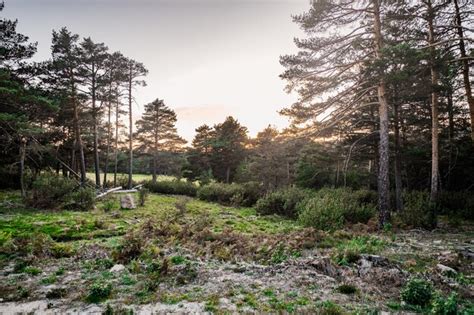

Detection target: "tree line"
[1, 2, 186, 194]
[1, 0, 473, 228]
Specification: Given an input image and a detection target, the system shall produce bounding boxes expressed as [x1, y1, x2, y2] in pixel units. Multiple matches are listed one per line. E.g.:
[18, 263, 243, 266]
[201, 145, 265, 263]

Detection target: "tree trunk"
[394, 103, 404, 211]
[19, 138, 26, 198]
[114, 98, 119, 187]
[71, 80, 87, 186]
[373, 0, 391, 227]
[427, 0, 440, 203]
[103, 91, 112, 187]
[453, 0, 474, 142]
[226, 166, 230, 184]
[127, 65, 133, 189]
[92, 64, 101, 188]
[447, 91, 454, 188]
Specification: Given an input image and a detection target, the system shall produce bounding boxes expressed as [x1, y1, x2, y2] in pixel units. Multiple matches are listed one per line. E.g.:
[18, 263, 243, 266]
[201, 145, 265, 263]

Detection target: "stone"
[110, 264, 126, 273]
[437, 263, 457, 276]
[120, 194, 136, 209]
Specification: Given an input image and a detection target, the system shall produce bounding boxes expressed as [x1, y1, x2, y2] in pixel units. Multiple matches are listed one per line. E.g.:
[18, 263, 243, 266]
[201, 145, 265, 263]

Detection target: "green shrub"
[430, 292, 458, 315]
[197, 182, 263, 207]
[69, 186, 96, 211]
[401, 278, 433, 307]
[333, 236, 385, 265]
[144, 180, 197, 197]
[255, 187, 311, 218]
[51, 242, 76, 258]
[298, 188, 376, 231]
[86, 280, 112, 303]
[399, 191, 437, 229]
[101, 198, 117, 212]
[26, 173, 77, 209]
[298, 192, 345, 231]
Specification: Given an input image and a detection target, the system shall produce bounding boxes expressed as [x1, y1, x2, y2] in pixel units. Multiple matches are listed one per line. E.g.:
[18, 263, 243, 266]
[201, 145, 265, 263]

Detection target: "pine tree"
[135, 99, 185, 183]
[125, 59, 147, 189]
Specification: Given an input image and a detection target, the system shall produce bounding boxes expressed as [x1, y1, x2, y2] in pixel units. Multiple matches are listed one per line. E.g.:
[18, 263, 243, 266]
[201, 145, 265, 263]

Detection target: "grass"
[1, 188, 473, 313]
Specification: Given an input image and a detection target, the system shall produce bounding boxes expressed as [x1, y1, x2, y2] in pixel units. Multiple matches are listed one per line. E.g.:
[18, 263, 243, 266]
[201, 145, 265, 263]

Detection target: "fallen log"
[96, 186, 122, 199]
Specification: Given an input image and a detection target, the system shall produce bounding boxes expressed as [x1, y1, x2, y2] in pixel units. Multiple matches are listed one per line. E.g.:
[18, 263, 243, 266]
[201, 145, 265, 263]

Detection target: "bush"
[87, 280, 112, 303]
[297, 188, 376, 231]
[25, 173, 96, 210]
[197, 182, 263, 207]
[399, 191, 437, 229]
[255, 187, 312, 218]
[430, 292, 458, 315]
[144, 180, 197, 197]
[26, 173, 77, 209]
[401, 278, 433, 307]
[69, 186, 96, 211]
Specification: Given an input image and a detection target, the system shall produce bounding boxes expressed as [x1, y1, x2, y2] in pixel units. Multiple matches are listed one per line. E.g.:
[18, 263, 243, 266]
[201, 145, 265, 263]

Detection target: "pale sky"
[4, 0, 308, 142]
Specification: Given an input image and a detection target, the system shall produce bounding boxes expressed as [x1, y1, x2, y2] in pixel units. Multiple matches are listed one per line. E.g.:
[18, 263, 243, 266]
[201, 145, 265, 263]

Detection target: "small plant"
[86, 280, 112, 303]
[40, 274, 57, 285]
[430, 292, 458, 315]
[175, 196, 190, 215]
[51, 242, 76, 258]
[204, 294, 220, 312]
[17, 287, 29, 299]
[314, 300, 344, 315]
[271, 245, 288, 264]
[336, 284, 357, 294]
[70, 186, 96, 211]
[139, 188, 149, 206]
[102, 198, 117, 212]
[170, 255, 186, 265]
[24, 266, 42, 276]
[401, 278, 433, 307]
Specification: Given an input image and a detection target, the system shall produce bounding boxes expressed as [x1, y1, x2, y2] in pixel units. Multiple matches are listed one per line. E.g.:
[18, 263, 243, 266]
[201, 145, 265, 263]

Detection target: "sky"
[3, 0, 309, 142]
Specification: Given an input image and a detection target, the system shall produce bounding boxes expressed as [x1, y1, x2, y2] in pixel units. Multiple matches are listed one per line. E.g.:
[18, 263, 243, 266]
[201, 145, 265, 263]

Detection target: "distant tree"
[243, 126, 291, 190]
[135, 99, 186, 183]
[125, 59, 147, 188]
[186, 124, 214, 180]
[210, 116, 248, 183]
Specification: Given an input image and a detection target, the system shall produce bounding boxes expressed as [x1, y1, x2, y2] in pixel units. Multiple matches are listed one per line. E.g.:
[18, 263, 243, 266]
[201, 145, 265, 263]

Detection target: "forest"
[0, 0, 473, 313]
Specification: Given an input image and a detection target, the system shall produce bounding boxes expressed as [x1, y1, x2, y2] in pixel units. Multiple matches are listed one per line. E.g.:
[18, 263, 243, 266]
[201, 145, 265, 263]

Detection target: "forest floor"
[0, 191, 473, 314]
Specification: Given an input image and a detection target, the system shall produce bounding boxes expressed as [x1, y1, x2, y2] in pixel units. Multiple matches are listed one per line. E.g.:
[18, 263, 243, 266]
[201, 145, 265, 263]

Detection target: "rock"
[120, 194, 136, 209]
[437, 263, 457, 275]
[110, 264, 126, 273]
[311, 257, 340, 279]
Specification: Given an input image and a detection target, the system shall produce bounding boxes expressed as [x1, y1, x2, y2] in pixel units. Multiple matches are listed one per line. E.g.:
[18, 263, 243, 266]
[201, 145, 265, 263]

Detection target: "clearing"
[0, 191, 473, 314]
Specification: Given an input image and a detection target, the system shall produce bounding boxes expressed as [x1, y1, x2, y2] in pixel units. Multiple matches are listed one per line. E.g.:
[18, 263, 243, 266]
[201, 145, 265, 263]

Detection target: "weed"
[314, 301, 344, 315]
[24, 266, 42, 276]
[86, 280, 112, 303]
[400, 278, 433, 307]
[170, 255, 186, 265]
[40, 274, 57, 285]
[431, 292, 458, 315]
[204, 294, 220, 312]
